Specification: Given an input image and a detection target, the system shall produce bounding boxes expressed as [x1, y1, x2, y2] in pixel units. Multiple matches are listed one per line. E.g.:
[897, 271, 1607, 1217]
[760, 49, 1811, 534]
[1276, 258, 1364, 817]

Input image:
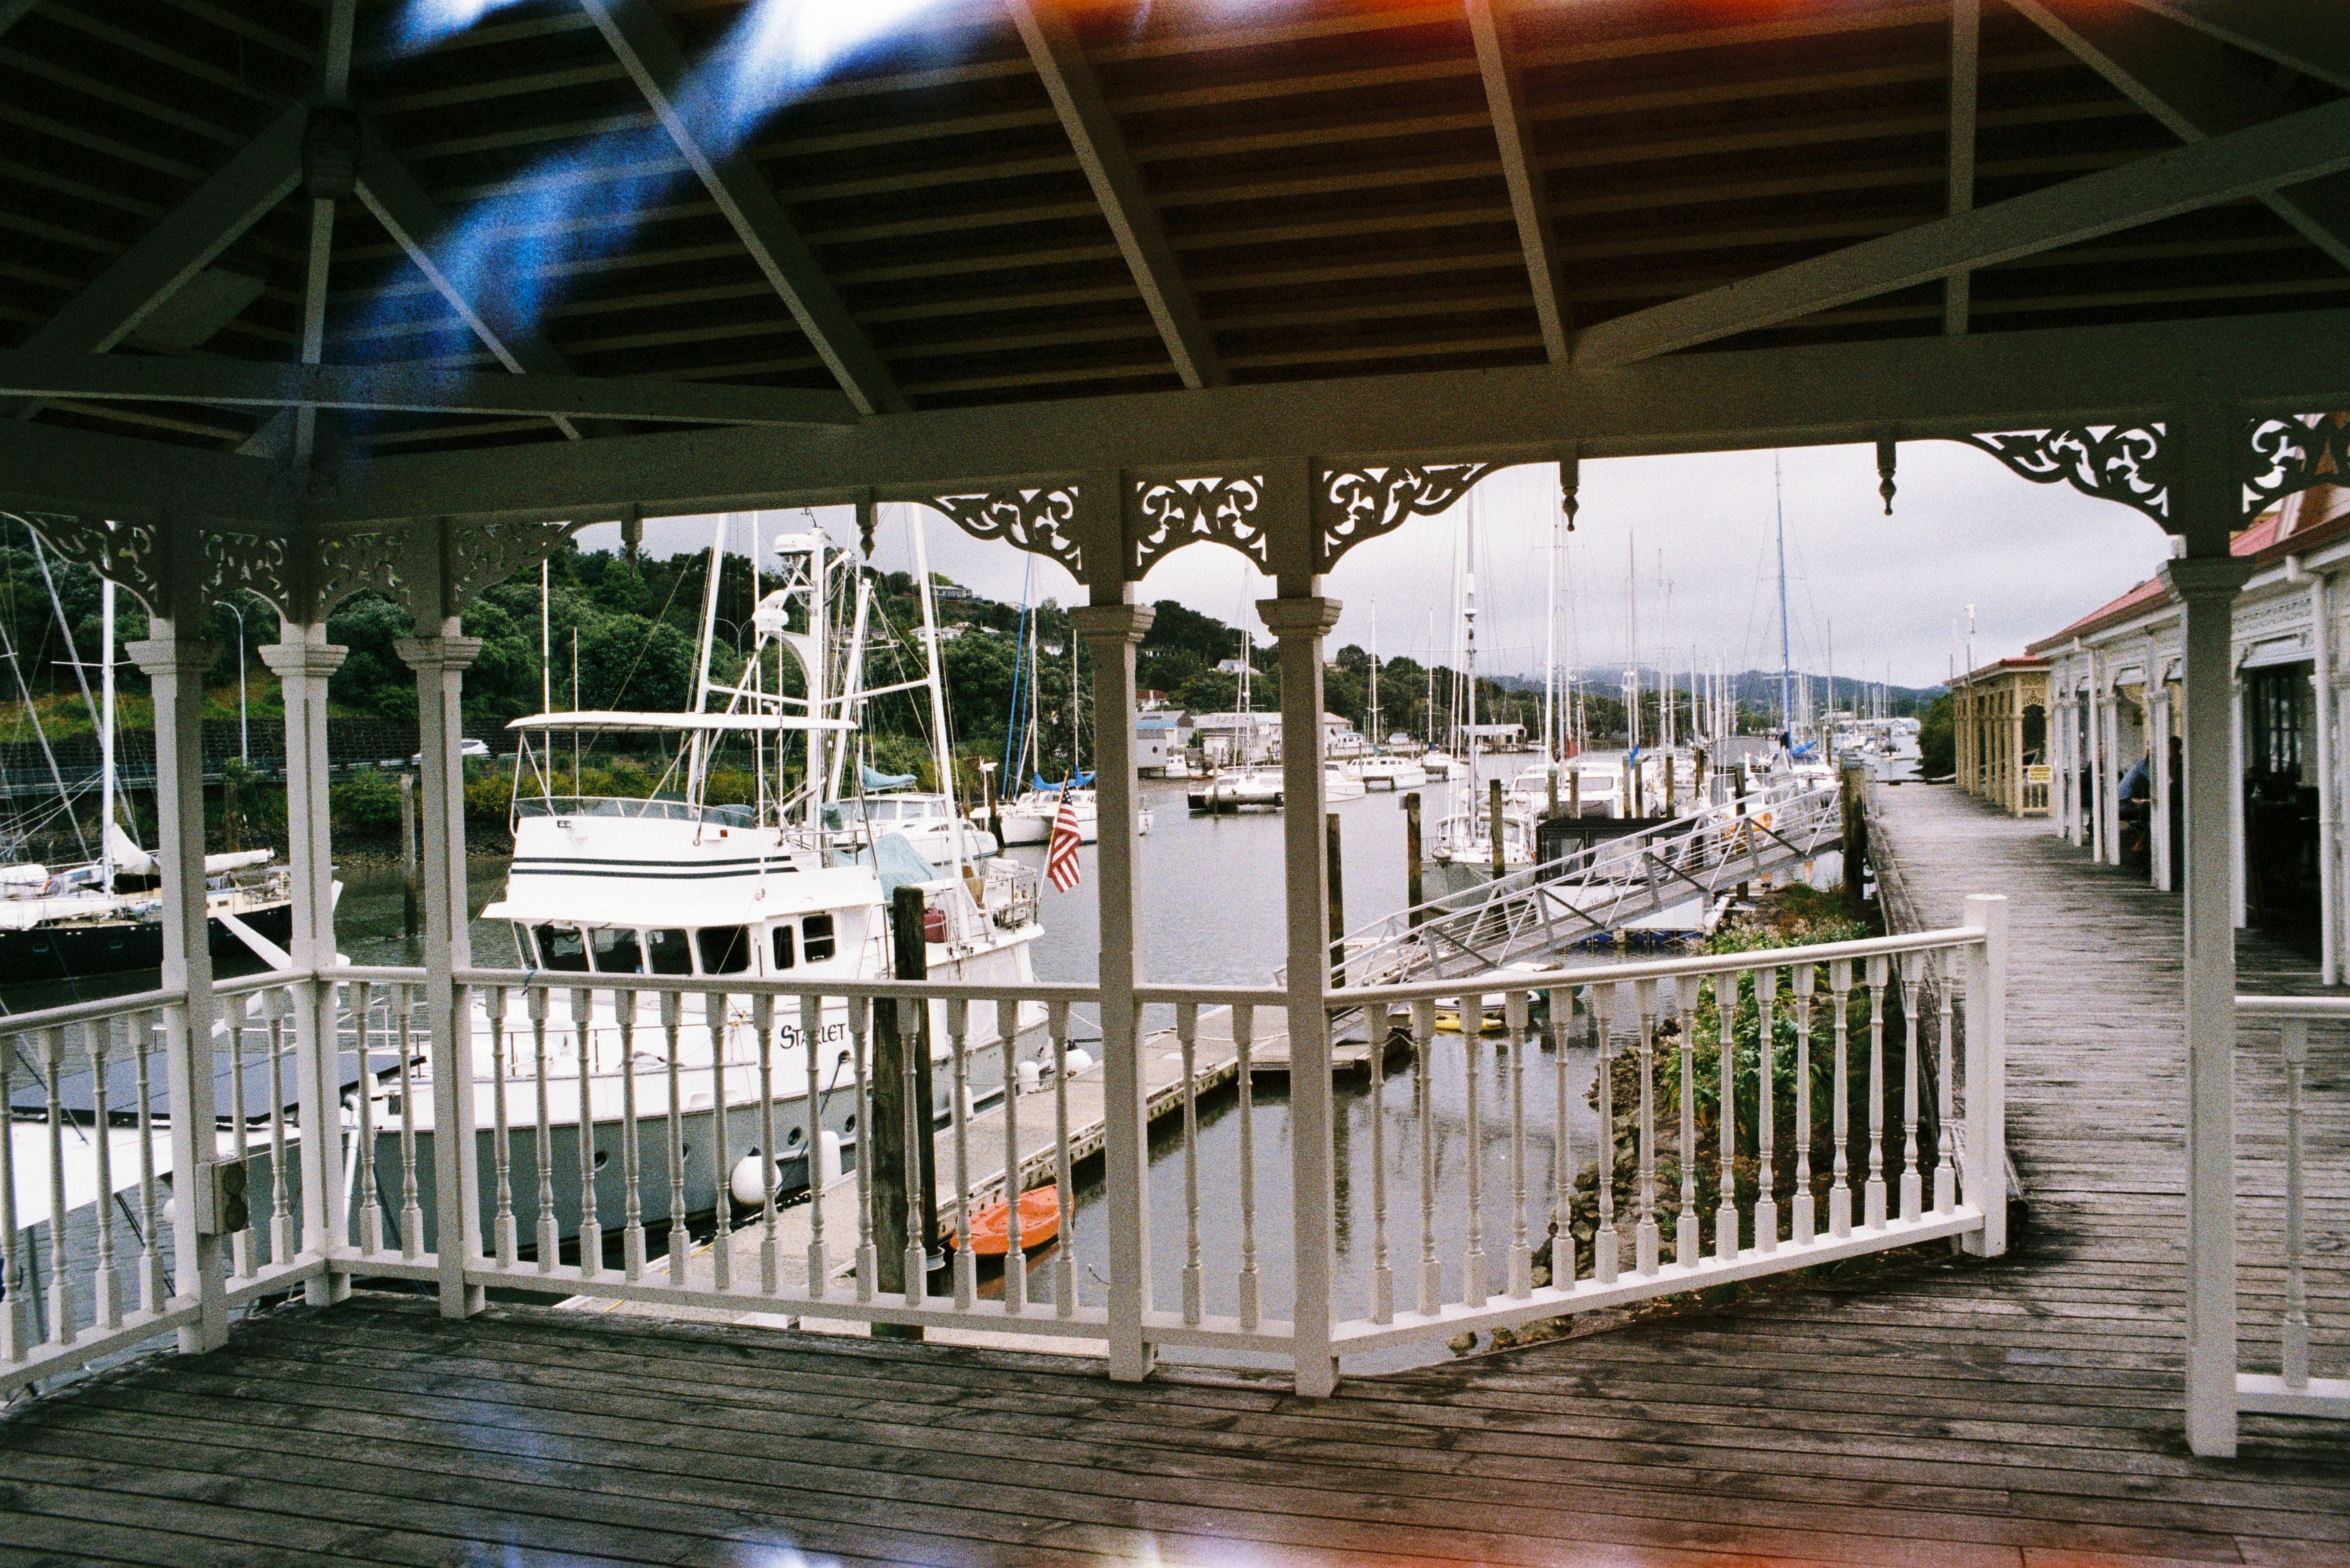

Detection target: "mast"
[908, 504, 971, 872]
[1774, 455, 1794, 741]
[1623, 528, 1638, 753]
[100, 576, 114, 885]
[540, 557, 552, 714]
[1463, 492, 1480, 799]
[1424, 610, 1436, 749]
[1368, 599, 1380, 746]
[1070, 627, 1082, 780]
[1544, 508, 1558, 761]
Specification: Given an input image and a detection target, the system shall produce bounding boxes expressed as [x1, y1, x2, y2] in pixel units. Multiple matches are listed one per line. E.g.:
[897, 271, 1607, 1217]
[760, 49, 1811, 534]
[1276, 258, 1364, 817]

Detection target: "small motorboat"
[947, 1183, 1062, 1257]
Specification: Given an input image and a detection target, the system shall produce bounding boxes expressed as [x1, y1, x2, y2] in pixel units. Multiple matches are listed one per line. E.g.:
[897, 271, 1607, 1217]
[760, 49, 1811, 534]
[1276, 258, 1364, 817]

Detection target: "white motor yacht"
[1349, 754, 1427, 791]
[833, 789, 999, 865]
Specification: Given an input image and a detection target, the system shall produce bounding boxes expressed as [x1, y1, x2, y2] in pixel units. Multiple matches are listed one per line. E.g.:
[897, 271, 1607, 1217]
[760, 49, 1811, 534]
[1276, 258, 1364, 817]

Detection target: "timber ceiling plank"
[1469, 0, 1566, 362]
[1007, 0, 1222, 389]
[577, 0, 907, 415]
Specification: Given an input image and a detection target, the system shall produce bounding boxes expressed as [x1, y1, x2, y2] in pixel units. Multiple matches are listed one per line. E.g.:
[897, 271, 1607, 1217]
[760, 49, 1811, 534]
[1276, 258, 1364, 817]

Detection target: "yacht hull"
[0, 901, 294, 986]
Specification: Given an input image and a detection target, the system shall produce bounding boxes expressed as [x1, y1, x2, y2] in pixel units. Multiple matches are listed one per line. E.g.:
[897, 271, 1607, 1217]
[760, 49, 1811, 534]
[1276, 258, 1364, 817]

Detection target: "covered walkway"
[3, 784, 2343, 1568]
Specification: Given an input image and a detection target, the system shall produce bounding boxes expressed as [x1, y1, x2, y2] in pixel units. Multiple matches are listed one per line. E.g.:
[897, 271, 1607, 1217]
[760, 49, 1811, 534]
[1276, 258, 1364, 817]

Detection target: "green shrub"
[330, 770, 402, 832]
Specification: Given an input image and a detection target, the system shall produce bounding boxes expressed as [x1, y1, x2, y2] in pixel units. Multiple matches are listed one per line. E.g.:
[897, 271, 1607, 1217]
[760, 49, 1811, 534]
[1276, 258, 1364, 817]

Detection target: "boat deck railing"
[3, 906, 2013, 1393]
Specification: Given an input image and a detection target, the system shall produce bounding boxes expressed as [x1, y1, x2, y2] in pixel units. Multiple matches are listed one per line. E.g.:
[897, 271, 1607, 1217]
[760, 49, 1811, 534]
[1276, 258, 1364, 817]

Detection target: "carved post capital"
[124, 638, 222, 680]
[2161, 559, 2253, 601]
[1070, 603, 1156, 647]
[392, 635, 486, 676]
[259, 641, 350, 680]
[1255, 595, 1343, 640]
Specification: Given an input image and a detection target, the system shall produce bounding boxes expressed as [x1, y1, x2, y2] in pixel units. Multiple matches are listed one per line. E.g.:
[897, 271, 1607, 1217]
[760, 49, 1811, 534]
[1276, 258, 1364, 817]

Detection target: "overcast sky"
[570, 439, 2173, 693]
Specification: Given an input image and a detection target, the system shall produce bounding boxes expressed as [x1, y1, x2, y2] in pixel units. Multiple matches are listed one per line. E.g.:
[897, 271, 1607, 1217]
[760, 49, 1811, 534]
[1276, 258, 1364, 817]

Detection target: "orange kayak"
[948, 1184, 1062, 1257]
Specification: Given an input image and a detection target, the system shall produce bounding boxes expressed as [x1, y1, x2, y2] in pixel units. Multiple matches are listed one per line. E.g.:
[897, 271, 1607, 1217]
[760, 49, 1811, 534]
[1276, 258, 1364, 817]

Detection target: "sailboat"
[382, 510, 1047, 1252]
[1427, 494, 1540, 873]
[1189, 622, 1283, 812]
[0, 569, 296, 985]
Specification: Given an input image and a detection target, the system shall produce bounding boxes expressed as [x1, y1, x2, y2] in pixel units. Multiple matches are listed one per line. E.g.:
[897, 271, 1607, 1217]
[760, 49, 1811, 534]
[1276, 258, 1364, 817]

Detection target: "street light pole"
[218, 597, 248, 764]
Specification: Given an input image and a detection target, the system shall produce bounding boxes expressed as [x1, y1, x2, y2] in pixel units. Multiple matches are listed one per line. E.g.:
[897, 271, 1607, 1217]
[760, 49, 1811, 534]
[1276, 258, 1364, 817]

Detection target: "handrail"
[0, 984, 183, 1033]
[446, 965, 1101, 1003]
[1335, 920, 1987, 1005]
[2235, 994, 2350, 1017]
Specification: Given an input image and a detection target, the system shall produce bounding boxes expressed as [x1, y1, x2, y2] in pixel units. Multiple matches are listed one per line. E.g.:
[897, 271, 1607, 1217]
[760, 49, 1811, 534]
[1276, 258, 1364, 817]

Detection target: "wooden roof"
[3, 0, 2347, 463]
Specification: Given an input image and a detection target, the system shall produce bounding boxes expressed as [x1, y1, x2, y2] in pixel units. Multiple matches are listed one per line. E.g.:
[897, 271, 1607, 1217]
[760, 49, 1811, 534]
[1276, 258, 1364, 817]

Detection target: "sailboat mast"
[1544, 508, 1558, 761]
[541, 557, 552, 714]
[1070, 629, 1081, 780]
[1463, 494, 1480, 798]
[99, 576, 114, 885]
[1774, 456, 1794, 739]
[907, 505, 971, 872]
[1368, 599, 1380, 745]
[1623, 528, 1638, 752]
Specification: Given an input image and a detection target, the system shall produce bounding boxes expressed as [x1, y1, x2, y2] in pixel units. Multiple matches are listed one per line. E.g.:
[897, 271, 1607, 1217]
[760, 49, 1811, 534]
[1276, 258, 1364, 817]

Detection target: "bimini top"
[507, 710, 854, 733]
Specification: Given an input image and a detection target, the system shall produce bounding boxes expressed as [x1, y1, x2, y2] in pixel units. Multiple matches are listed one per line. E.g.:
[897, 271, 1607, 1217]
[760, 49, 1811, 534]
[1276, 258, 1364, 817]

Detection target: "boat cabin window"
[534, 924, 588, 972]
[802, 913, 836, 962]
[697, 925, 751, 974]
[589, 926, 643, 974]
[647, 928, 693, 976]
[771, 925, 795, 970]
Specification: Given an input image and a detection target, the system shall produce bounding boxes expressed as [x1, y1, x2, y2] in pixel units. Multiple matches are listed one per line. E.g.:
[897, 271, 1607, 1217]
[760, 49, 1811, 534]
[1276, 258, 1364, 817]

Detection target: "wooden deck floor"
[2, 784, 2345, 1568]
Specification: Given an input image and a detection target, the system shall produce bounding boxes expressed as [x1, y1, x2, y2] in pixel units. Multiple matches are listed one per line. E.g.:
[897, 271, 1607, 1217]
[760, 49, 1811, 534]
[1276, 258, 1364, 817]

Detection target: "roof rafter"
[2114, 0, 2350, 94]
[577, 0, 907, 416]
[1945, 0, 1979, 334]
[353, 121, 589, 441]
[0, 349, 860, 426]
[6, 101, 306, 422]
[1005, 0, 1222, 390]
[1572, 94, 2350, 369]
[1467, 0, 1566, 363]
[2012, 0, 2350, 272]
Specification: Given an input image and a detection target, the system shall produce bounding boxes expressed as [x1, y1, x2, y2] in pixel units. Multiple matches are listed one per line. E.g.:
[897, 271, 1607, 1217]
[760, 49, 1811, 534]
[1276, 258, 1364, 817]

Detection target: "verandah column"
[394, 625, 487, 1319]
[2166, 411, 2254, 1460]
[1259, 455, 1340, 1397]
[261, 623, 350, 1303]
[127, 606, 227, 1353]
[1071, 578, 1154, 1384]
[2148, 652, 2173, 892]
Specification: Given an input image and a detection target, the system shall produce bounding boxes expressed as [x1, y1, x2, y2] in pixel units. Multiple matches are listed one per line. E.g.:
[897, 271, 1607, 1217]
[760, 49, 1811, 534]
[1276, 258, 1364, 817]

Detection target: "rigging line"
[8, 515, 99, 737]
[0, 578, 87, 859]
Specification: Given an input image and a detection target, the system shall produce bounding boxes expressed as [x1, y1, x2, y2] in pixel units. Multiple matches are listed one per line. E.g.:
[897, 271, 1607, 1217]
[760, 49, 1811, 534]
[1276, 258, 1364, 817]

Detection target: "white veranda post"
[395, 624, 487, 1320]
[263, 621, 351, 1305]
[1072, 592, 1154, 1383]
[2167, 415, 2256, 1459]
[127, 607, 226, 1354]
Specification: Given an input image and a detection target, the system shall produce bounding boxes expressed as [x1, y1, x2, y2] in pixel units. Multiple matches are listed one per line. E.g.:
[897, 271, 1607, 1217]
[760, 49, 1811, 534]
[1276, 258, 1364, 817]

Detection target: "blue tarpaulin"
[1031, 771, 1093, 792]
[862, 764, 919, 791]
[872, 832, 936, 901]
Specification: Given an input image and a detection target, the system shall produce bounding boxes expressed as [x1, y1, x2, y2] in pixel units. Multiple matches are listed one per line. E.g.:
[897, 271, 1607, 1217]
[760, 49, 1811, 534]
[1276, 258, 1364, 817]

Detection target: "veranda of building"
[1949, 655, 2050, 816]
[0, 0, 2345, 1468]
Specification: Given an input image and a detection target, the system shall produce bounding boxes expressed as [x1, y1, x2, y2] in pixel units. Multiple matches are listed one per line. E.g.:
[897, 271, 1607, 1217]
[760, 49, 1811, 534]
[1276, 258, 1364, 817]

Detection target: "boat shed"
[1949, 654, 2050, 816]
[0, 0, 2346, 1493]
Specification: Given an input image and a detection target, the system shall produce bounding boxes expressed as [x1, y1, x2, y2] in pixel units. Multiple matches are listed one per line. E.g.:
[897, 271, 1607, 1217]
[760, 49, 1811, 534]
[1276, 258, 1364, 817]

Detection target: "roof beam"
[0, 0, 35, 39]
[2012, 0, 2350, 272]
[353, 121, 589, 441]
[7, 102, 305, 419]
[0, 417, 292, 527]
[577, 0, 907, 416]
[2114, 0, 2350, 94]
[1006, 0, 1224, 389]
[0, 350, 861, 426]
[299, 306, 2350, 531]
[1572, 94, 2350, 368]
[1945, 0, 1979, 333]
[1466, 0, 1567, 363]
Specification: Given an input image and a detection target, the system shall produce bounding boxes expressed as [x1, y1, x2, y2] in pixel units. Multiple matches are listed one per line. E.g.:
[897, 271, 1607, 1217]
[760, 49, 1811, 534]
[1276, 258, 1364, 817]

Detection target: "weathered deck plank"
[1, 784, 2343, 1567]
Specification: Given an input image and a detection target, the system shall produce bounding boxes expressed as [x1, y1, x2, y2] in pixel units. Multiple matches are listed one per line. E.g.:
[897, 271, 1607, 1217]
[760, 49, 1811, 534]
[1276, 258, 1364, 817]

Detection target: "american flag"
[1046, 793, 1083, 892]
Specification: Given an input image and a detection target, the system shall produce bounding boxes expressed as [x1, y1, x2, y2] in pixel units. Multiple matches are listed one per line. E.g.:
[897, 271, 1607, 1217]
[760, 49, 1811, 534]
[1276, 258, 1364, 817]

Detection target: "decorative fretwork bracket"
[2246, 413, 2350, 517]
[16, 513, 169, 612]
[1131, 475, 1267, 577]
[927, 486, 1083, 578]
[1317, 463, 1498, 572]
[1959, 414, 2347, 527]
[1959, 427, 2170, 523]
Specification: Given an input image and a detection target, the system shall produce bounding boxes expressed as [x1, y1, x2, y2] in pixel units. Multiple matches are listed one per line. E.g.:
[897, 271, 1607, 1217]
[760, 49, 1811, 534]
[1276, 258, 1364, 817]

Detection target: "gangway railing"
[1332, 777, 1844, 988]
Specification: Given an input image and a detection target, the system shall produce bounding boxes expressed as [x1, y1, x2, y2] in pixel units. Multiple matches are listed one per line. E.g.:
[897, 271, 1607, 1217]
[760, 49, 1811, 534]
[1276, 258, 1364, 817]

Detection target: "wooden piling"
[1570, 768, 1581, 820]
[1404, 791, 1423, 926]
[1489, 777, 1506, 878]
[399, 772, 419, 940]
[1327, 811, 1345, 981]
[870, 884, 939, 1333]
[1841, 761, 1869, 915]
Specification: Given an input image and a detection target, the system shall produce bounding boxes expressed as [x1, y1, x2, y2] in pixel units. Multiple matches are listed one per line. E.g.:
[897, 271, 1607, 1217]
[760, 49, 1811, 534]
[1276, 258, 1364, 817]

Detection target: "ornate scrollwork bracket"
[1131, 475, 1267, 577]
[1958, 427, 2170, 523]
[927, 486, 1083, 577]
[20, 512, 171, 613]
[2246, 412, 2350, 517]
[1317, 463, 1498, 572]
